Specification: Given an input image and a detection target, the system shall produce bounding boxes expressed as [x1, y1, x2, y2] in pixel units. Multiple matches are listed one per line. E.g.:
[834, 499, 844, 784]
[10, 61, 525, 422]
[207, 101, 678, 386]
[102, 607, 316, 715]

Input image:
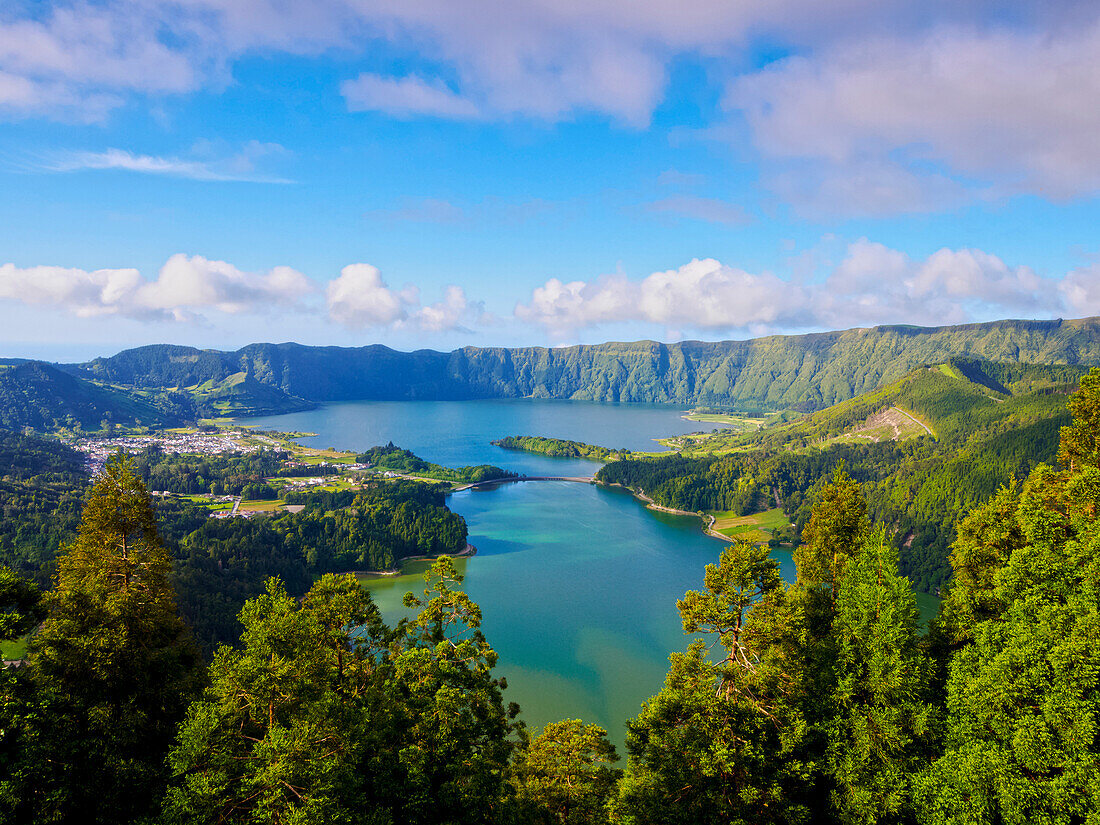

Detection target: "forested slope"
[68, 316, 1100, 412]
[0, 361, 186, 431]
[598, 360, 1082, 592]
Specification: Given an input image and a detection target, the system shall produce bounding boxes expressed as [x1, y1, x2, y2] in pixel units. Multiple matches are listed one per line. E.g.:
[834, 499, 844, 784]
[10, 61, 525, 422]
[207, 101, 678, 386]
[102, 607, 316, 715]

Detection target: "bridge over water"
[450, 475, 595, 492]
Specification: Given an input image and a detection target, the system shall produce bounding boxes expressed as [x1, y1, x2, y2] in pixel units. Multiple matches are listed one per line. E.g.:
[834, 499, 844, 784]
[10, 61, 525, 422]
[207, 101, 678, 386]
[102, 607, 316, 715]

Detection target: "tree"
[2, 453, 203, 825]
[827, 531, 933, 825]
[510, 719, 621, 825]
[915, 370, 1100, 824]
[165, 574, 391, 825]
[795, 466, 870, 603]
[615, 542, 813, 825]
[0, 567, 42, 642]
[167, 559, 520, 825]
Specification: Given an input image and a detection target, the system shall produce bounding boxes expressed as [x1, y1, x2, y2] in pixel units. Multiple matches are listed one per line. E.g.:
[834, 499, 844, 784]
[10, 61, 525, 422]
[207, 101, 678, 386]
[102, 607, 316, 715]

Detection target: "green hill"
[66, 316, 1100, 413]
[598, 360, 1086, 593]
[0, 361, 185, 432]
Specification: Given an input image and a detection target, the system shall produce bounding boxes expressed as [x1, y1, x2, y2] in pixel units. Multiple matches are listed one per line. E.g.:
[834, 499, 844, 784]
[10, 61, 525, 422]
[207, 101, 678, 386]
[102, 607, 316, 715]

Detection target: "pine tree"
[828, 530, 932, 824]
[167, 560, 520, 825]
[510, 719, 621, 825]
[615, 542, 813, 824]
[4, 453, 203, 825]
[915, 370, 1100, 824]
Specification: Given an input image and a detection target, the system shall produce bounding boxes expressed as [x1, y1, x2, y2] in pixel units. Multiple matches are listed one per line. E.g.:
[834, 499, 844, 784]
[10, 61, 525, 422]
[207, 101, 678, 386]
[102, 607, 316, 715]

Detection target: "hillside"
[66, 316, 1100, 413]
[598, 360, 1085, 592]
[0, 361, 185, 432]
[672, 357, 1087, 454]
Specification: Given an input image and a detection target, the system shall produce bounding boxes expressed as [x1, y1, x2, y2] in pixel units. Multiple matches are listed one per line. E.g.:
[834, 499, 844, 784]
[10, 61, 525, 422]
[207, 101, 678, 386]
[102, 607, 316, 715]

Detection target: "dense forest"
[492, 435, 635, 462]
[356, 443, 517, 483]
[65, 316, 1100, 413]
[1, 371, 1097, 823]
[598, 362, 1077, 592]
[171, 479, 467, 651]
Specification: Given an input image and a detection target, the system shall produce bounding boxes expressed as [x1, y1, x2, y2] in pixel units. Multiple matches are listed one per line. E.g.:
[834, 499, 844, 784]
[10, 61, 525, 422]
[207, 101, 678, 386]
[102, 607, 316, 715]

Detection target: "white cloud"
[43, 143, 293, 183]
[415, 285, 481, 332]
[0, 252, 481, 332]
[0, 0, 935, 124]
[1061, 264, 1100, 317]
[325, 264, 410, 327]
[0, 254, 314, 321]
[515, 240, 1072, 336]
[728, 17, 1100, 211]
[137, 254, 314, 320]
[515, 260, 808, 333]
[342, 74, 480, 119]
[325, 264, 476, 331]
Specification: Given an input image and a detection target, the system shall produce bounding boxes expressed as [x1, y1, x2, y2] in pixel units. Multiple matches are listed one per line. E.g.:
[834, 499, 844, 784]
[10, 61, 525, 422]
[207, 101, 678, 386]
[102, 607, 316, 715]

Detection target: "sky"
[2, 0, 1100, 361]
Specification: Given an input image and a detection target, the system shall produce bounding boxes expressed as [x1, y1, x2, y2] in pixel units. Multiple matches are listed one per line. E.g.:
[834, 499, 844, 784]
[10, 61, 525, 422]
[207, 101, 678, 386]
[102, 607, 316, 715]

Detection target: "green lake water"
[242, 399, 939, 748]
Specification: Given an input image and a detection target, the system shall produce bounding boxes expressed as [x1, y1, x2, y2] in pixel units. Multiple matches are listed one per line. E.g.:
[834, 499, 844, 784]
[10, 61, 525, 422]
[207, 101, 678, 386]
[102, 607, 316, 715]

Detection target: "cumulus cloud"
[325, 264, 478, 331]
[0, 254, 313, 321]
[1061, 264, 1100, 316]
[515, 260, 807, 333]
[515, 240, 1072, 336]
[728, 17, 1100, 211]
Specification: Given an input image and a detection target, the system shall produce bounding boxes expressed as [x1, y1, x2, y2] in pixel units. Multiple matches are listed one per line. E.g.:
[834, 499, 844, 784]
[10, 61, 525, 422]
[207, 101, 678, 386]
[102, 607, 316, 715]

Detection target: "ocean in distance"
[241, 399, 933, 748]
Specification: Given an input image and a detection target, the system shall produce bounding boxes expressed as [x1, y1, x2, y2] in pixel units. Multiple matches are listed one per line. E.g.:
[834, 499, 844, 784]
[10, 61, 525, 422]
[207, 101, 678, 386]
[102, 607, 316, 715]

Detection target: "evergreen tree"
[167, 559, 520, 825]
[915, 370, 1100, 824]
[0, 567, 41, 642]
[165, 574, 391, 825]
[827, 530, 933, 824]
[510, 719, 621, 825]
[615, 542, 813, 824]
[2, 453, 203, 825]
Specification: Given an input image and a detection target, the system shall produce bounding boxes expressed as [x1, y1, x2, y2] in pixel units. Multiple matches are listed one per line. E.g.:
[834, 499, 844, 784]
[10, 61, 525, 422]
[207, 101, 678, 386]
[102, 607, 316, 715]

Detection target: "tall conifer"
[9, 453, 202, 824]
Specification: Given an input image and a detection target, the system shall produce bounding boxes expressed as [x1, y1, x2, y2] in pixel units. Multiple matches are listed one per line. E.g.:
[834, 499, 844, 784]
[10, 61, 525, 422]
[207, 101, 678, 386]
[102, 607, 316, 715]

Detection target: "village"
[66, 427, 377, 519]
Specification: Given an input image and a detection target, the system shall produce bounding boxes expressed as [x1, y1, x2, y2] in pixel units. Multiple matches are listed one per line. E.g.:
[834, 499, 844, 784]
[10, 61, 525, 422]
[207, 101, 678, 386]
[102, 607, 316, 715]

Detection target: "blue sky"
[1, 0, 1099, 360]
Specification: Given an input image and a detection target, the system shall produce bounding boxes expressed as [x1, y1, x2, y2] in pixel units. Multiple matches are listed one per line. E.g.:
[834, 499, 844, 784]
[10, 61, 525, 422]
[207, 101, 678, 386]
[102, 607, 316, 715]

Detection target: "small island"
[491, 435, 636, 462]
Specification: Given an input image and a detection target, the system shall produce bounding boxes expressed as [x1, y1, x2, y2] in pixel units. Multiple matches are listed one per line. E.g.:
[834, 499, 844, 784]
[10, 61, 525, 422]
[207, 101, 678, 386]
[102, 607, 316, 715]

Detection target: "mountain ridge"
[59, 316, 1100, 413]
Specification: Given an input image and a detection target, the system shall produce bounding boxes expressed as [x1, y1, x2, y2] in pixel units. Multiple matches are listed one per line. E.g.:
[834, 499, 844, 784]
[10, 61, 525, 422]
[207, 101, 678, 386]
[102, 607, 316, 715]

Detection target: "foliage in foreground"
[0, 370, 1099, 824]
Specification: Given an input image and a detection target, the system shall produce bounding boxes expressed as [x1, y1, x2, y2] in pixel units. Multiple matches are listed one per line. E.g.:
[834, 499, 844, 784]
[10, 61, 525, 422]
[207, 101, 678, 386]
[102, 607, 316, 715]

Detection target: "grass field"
[1, 638, 27, 660]
[708, 507, 789, 541]
[238, 499, 285, 513]
[683, 411, 767, 429]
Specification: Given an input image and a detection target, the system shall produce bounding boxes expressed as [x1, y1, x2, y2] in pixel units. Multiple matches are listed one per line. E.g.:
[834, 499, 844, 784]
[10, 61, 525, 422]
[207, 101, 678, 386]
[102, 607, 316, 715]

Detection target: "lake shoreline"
[599, 482, 726, 542]
[353, 542, 478, 578]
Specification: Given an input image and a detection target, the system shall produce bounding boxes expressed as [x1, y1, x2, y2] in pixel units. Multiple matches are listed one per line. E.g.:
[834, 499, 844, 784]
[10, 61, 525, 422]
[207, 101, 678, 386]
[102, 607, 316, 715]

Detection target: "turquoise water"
[241, 398, 720, 477]
[241, 399, 936, 748]
[365, 481, 797, 749]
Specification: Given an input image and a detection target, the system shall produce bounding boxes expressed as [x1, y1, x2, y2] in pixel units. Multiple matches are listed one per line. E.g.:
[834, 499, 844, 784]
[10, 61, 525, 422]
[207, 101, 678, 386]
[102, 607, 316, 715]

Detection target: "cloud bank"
[515, 240, 1090, 337]
[2, 242, 1096, 340]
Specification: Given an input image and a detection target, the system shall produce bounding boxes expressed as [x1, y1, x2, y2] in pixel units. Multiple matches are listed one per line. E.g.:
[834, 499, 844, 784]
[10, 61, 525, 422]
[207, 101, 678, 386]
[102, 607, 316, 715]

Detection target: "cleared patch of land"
[708, 507, 788, 541]
[237, 498, 285, 513]
[828, 406, 933, 444]
[1, 638, 27, 660]
[682, 411, 767, 430]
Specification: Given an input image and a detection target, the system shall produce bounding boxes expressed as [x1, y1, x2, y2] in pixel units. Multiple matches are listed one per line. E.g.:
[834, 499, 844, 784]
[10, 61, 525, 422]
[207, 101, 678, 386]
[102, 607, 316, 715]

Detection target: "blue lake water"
[241, 399, 932, 749]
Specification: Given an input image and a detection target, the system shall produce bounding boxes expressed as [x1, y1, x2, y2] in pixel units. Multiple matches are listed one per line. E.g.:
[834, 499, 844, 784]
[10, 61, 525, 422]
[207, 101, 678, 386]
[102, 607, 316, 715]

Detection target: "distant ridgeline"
[597, 359, 1090, 593]
[52, 316, 1100, 416]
